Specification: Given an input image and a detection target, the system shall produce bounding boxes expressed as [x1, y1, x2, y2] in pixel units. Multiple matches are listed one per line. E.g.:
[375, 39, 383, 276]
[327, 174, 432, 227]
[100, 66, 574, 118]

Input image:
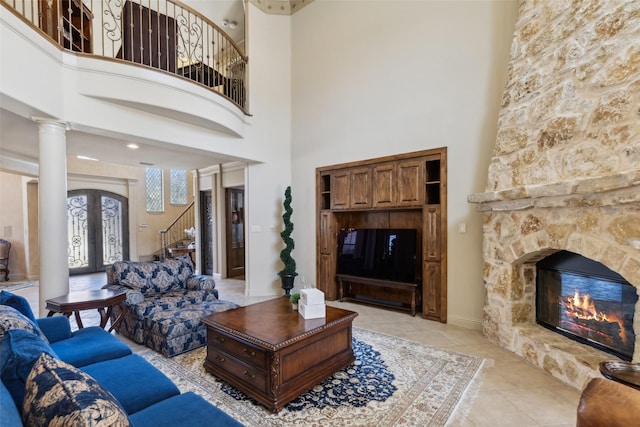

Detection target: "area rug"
[137, 327, 486, 426]
[0, 281, 38, 292]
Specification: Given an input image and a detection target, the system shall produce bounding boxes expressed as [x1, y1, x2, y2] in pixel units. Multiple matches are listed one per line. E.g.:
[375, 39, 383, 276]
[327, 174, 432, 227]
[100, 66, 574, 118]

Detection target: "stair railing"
[1, 0, 248, 112]
[159, 201, 195, 260]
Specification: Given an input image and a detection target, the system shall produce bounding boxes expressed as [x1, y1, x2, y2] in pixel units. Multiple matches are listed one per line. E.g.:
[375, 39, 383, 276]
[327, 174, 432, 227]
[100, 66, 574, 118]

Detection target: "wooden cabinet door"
[319, 211, 334, 254]
[317, 211, 337, 300]
[318, 254, 338, 300]
[372, 163, 395, 208]
[330, 170, 350, 210]
[422, 262, 442, 320]
[350, 167, 372, 209]
[397, 159, 424, 207]
[423, 206, 441, 261]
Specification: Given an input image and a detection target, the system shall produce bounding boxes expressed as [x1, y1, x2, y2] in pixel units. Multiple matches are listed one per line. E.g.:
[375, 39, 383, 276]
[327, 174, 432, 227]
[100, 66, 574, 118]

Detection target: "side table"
[46, 290, 126, 332]
[599, 361, 640, 391]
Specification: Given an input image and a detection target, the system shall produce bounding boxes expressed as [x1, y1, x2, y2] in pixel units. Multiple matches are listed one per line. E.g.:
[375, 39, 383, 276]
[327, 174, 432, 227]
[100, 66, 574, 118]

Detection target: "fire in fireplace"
[536, 251, 637, 361]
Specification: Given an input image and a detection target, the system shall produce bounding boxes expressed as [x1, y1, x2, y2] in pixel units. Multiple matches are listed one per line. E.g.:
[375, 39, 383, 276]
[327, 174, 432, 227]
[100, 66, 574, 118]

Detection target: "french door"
[67, 190, 129, 275]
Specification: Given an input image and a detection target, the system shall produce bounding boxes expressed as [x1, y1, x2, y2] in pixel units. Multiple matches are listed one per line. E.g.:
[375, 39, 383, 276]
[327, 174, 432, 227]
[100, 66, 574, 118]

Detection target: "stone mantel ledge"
[468, 170, 640, 212]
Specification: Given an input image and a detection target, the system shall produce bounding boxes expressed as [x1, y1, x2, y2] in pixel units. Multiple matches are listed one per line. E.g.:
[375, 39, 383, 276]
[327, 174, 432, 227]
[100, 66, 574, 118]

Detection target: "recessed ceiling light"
[127, 143, 139, 149]
[77, 155, 99, 161]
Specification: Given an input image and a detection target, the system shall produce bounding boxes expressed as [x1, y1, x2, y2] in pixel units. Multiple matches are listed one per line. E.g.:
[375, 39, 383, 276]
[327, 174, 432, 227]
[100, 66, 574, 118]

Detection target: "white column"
[127, 178, 138, 261]
[35, 119, 69, 317]
[192, 169, 201, 274]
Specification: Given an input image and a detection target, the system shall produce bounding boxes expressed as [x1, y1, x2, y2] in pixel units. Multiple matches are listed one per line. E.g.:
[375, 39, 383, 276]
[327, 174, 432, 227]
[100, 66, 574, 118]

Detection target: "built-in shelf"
[40, 0, 93, 53]
[320, 174, 331, 210]
[316, 148, 448, 322]
[425, 158, 441, 205]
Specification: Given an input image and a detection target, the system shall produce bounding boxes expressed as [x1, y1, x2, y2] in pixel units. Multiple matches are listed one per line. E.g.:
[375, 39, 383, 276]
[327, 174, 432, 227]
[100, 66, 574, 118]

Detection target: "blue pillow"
[0, 305, 48, 346]
[0, 291, 36, 322]
[0, 329, 58, 409]
[22, 353, 131, 427]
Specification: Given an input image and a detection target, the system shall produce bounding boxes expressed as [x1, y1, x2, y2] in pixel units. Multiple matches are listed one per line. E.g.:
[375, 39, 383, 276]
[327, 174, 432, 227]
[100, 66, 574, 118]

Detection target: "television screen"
[336, 228, 418, 283]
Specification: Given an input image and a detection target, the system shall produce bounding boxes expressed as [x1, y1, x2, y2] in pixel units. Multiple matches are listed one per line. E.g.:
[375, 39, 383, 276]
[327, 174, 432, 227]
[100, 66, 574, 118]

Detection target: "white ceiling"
[182, 1, 246, 46]
[0, 109, 238, 170]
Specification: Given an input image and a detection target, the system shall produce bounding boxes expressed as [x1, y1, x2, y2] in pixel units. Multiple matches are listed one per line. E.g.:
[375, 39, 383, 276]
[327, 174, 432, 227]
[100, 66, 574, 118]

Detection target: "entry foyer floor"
[10, 273, 580, 426]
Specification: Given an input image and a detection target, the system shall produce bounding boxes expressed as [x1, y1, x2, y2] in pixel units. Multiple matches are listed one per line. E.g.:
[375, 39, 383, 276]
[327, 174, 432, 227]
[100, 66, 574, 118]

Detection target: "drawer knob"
[215, 355, 225, 363]
[242, 370, 256, 379]
[213, 335, 225, 343]
[243, 348, 256, 358]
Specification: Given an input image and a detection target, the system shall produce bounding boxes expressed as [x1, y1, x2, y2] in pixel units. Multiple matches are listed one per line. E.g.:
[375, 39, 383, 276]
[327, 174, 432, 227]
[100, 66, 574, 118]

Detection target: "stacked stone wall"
[470, 0, 640, 390]
[487, 0, 640, 193]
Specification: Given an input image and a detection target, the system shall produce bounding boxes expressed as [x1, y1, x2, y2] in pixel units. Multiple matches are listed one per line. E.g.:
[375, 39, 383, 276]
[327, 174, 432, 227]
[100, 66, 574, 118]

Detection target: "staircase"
[160, 202, 195, 261]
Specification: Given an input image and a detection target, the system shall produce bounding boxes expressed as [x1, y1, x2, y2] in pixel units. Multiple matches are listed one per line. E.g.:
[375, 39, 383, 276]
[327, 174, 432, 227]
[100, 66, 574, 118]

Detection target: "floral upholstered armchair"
[103, 256, 238, 356]
[0, 239, 11, 281]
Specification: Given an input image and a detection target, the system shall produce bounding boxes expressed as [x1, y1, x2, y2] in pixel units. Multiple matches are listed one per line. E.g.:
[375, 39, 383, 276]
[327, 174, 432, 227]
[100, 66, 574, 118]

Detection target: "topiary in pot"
[278, 186, 297, 296]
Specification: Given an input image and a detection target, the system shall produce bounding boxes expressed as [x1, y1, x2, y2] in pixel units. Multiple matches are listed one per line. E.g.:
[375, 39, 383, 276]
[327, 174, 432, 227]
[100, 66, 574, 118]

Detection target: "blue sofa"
[103, 256, 238, 357]
[0, 291, 242, 427]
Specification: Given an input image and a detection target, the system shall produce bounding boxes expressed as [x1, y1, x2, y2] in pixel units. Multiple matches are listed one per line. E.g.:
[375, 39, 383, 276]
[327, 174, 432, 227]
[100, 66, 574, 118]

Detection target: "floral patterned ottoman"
[144, 300, 239, 357]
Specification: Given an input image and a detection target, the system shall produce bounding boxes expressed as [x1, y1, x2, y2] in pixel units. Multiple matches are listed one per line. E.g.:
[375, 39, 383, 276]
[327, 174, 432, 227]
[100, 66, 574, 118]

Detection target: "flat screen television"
[336, 228, 418, 284]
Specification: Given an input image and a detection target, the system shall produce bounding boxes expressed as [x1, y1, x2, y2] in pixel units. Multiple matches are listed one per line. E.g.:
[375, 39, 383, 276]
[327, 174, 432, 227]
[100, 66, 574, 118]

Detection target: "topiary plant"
[289, 292, 300, 304]
[279, 186, 297, 276]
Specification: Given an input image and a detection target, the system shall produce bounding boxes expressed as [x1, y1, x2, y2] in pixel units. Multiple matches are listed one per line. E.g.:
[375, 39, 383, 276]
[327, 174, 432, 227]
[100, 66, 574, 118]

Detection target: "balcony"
[2, 0, 248, 113]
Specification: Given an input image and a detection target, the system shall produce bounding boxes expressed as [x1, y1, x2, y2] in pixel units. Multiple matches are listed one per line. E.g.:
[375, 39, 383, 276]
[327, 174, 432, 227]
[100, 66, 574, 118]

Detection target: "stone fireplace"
[468, 0, 640, 390]
[536, 250, 637, 361]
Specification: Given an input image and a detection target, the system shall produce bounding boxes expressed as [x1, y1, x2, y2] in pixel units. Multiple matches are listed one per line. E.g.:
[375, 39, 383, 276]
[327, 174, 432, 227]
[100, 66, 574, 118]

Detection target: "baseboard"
[447, 315, 483, 331]
[2, 274, 28, 282]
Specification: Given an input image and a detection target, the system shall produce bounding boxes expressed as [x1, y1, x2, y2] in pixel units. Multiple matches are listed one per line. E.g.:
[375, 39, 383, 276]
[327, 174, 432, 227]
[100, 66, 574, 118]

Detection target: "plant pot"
[279, 272, 297, 296]
[291, 303, 298, 311]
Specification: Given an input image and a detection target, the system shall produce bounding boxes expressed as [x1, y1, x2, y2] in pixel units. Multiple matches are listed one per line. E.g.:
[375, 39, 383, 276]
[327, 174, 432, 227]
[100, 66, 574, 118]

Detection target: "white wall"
[242, 3, 293, 296]
[290, 0, 518, 328]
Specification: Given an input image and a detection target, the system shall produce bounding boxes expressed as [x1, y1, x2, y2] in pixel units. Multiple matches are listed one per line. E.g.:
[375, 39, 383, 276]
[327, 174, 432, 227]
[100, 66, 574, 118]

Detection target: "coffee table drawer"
[207, 330, 267, 368]
[206, 346, 267, 392]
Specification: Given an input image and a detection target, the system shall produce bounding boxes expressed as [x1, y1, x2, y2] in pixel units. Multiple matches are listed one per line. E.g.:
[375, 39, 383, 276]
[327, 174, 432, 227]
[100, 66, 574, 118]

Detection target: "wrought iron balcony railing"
[2, 0, 248, 112]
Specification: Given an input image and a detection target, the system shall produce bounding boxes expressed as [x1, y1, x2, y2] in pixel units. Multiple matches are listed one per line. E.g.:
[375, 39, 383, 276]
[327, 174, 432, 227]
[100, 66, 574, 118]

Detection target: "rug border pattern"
[137, 327, 486, 427]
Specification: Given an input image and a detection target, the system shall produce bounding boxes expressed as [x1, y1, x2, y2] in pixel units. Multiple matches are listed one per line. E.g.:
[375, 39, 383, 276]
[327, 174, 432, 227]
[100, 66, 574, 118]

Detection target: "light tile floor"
[10, 274, 581, 426]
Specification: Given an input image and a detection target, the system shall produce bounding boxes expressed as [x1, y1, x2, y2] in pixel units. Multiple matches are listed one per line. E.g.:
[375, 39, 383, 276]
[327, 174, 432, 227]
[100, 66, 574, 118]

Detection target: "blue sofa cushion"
[0, 380, 22, 426]
[22, 353, 131, 427]
[0, 291, 36, 322]
[50, 326, 132, 368]
[0, 305, 48, 346]
[128, 392, 243, 427]
[0, 329, 58, 410]
[81, 354, 180, 415]
[36, 316, 73, 343]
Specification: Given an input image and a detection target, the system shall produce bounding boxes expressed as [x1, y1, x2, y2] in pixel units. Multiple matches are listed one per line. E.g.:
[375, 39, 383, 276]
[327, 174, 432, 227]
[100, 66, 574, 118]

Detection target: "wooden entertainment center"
[316, 148, 447, 322]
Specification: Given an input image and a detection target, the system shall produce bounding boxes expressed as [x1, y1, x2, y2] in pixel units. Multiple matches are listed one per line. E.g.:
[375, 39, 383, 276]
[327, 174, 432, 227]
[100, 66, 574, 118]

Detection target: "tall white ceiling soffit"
[249, 0, 313, 15]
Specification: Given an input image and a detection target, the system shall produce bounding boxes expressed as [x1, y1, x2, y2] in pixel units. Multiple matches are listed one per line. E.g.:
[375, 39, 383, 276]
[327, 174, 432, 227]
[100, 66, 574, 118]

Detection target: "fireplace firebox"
[536, 251, 637, 361]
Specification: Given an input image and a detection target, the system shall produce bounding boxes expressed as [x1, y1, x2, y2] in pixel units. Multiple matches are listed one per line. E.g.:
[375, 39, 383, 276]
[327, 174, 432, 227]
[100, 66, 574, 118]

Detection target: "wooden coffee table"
[201, 296, 358, 412]
[46, 290, 126, 332]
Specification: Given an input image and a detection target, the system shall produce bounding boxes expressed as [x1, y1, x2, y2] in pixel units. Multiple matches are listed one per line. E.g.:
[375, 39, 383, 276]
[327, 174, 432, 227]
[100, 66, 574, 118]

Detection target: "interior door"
[226, 188, 245, 278]
[67, 190, 129, 275]
[121, 1, 177, 72]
